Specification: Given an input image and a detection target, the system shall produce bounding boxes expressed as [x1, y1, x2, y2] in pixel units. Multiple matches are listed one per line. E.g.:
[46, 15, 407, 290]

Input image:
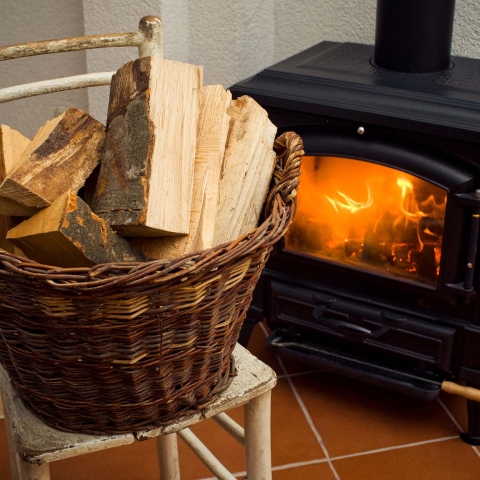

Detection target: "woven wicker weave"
[0, 131, 303, 435]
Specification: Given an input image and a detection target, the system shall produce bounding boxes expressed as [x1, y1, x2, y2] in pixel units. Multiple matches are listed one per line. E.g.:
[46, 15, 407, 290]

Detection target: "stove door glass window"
[284, 156, 447, 287]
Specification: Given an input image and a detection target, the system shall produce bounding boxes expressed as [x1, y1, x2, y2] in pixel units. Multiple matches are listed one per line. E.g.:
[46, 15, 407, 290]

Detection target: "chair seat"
[0, 343, 276, 465]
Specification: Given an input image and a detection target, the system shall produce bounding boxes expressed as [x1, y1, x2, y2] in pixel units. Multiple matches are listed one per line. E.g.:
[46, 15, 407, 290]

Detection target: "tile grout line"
[329, 435, 460, 462]
[436, 397, 465, 433]
[437, 397, 480, 459]
[258, 322, 341, 480]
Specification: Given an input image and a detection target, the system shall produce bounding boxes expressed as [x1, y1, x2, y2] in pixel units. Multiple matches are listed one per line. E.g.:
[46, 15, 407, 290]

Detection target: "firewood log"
[92, 56, 203, 237]
[196, 86, 232, 250]
[213, 95, 277, 245]
[132, 85, 231, 259]
[238, 137, 277, 236]
[0, 125, 30, 252]
[7, 193, 145, 268]
[0, 107, 104, 216]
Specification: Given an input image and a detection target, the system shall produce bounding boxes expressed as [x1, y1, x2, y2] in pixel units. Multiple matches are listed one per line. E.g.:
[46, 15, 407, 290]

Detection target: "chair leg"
[156, 433, 181, 480]
[10, 459, 50, 480]
[244, 391, 272, 480]
[3, 408, 51, 480]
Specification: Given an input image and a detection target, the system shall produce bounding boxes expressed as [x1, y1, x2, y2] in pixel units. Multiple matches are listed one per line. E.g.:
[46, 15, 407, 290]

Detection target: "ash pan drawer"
[269, 280, 456, 371]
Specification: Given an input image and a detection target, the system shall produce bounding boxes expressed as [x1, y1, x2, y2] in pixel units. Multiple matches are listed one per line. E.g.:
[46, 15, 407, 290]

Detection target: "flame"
[396, 178, 423, 220]
[326, 187, 373, 213]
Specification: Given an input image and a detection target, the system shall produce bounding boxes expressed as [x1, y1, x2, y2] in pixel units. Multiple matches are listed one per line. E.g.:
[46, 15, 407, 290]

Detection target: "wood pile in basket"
[0, 57, 278, 268]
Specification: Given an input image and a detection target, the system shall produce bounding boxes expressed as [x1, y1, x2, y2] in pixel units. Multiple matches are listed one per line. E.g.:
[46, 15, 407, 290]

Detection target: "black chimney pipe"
[374, 0, 456, 73]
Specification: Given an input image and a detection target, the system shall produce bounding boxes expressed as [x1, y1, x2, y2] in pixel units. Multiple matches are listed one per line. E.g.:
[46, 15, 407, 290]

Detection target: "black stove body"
[231, 0, 480, 444]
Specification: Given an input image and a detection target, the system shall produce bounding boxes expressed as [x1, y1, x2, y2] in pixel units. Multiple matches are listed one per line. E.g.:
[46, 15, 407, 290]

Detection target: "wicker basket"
[0, 131, 303, 435]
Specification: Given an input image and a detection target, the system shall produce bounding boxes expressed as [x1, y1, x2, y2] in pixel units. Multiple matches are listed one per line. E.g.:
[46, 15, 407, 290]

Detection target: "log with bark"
[0, 107, 104, 216]
[7, 192, 145, 268]
[92, 56, 203, 237]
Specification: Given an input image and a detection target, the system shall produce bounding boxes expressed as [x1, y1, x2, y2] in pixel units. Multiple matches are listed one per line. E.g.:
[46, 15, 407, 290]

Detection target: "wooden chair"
[1, 344, 276, 480]
[0, 16, 277, 480]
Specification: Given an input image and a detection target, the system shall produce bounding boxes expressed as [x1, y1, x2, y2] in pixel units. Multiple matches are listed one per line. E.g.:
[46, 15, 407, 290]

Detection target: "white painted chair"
[1, 344, 276, 480]
[0, 17, 277, 480]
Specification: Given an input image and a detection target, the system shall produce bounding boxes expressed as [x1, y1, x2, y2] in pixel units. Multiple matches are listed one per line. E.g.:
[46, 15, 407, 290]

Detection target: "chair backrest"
[0, 15, 163, 104]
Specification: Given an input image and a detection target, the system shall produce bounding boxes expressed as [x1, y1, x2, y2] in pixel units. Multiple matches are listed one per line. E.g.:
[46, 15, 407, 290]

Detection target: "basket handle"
[264, 131, 304, 217]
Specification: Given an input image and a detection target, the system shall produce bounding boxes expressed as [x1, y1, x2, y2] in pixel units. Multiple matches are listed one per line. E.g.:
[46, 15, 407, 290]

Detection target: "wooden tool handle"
[441, 381, 480, 402]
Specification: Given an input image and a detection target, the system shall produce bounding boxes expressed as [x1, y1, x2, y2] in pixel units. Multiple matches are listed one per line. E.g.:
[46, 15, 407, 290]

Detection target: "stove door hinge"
[445, 282, 475, 302]
[447, 191, 480, 301]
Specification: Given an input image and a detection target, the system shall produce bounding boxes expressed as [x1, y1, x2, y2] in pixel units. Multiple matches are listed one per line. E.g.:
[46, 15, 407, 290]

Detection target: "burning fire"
[285, 156, 447, 286]
[325, 187, 373, 213]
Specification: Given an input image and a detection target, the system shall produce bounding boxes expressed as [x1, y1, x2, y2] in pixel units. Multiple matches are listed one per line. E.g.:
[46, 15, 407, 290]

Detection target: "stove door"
[281, 128, 476, 302]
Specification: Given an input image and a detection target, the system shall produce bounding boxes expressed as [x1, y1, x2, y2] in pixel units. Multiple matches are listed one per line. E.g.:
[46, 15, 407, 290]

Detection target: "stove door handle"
[322, 318, 373, 335]
[312, 305, 390, 337]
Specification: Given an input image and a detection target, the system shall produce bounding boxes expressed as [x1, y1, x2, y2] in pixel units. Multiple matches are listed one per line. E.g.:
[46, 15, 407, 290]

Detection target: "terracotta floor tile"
[333, 438, 480, 480]
[50, 437, 160, 480]
[292, 372, 460, 457]
[273, 461, 336, 479]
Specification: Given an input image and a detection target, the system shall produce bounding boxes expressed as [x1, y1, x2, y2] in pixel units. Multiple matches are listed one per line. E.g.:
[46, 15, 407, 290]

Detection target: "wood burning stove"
[231, 0, 480, 444]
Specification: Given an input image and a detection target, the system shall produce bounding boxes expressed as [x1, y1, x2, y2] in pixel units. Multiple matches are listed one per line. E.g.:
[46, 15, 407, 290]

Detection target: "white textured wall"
[274, 0, 376, 63]
[0, 0, 88, 138]
[187, 0, 275, 84]
[0, 0, 479, 135]
[452, 0, 480, 57]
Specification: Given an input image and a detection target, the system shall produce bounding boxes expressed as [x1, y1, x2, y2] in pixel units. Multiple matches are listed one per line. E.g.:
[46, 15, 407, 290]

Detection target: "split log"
[0, 125, 30, 179]
[7, 193, 145, 268]
[196, 86, 232, 250]
[92, 56, 203, 237]
[213, 95, 277, 245]
[132, 85, 231, 259]
[0, 125, 30, 252]
[0, 107, 104, 215]
[238, 138, 277, 235]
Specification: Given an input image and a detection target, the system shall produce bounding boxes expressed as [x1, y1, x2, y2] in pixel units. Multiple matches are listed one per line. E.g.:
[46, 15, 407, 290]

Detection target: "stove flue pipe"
[374, 0, 456, 73]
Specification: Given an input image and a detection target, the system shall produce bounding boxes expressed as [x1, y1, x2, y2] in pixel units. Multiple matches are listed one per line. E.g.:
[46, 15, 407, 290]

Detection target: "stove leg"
[461, 392, 480, 445]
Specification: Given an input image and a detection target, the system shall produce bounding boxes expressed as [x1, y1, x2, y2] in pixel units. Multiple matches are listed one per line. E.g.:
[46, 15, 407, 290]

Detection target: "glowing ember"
[285, 156, 447, 286]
